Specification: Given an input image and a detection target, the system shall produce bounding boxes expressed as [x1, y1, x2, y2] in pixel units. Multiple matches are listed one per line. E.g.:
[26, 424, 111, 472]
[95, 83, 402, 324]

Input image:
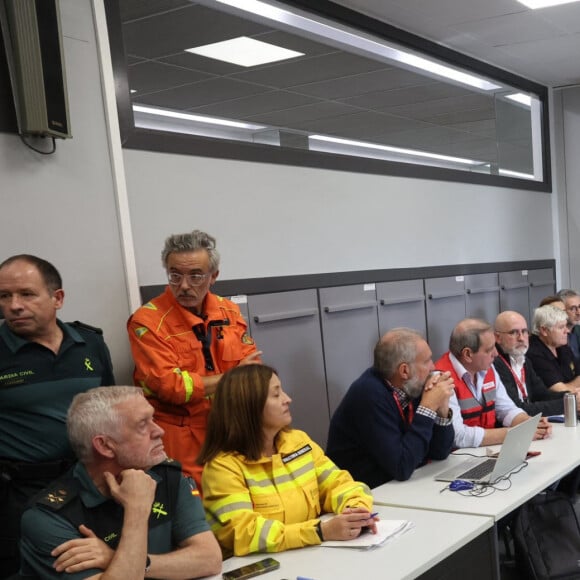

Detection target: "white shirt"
[447, 352, 526, 448]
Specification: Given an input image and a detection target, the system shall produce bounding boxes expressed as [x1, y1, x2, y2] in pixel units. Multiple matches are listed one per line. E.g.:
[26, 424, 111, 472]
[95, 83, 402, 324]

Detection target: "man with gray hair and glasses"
[128, 230, 261, 490]
[526, 304, 580, 394]
[435, 318, 551, 448]
[557, 288, 580, 366]
[19, 386, 221, 579]
[327, 328, 455, 487]
[493, 310, 571, 416]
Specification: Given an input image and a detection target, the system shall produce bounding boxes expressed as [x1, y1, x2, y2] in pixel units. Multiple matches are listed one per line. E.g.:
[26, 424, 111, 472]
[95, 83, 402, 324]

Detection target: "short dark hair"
[198, 364, 278, 464]
[0, 254, 62, 291]
[539, 295, 565, 307]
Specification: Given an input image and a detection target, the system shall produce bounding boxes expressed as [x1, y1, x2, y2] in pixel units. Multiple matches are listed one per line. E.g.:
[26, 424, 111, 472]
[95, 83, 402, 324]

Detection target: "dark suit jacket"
[493, 343, 564, 416]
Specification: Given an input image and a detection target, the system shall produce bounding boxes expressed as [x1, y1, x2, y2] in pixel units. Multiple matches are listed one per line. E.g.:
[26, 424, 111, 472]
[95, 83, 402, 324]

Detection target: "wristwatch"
[145, 555, 151, 573]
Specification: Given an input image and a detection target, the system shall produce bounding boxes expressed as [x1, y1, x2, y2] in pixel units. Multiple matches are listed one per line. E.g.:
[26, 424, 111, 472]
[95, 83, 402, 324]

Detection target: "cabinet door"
[246, 290, 328, 447]
[319, 284, 379, 416]
[465, 273, 500, 323]
[425, 276, 466, 360]
[499, 270, 530, 324]
[528, 268, 556, 320]
[377, 279, 427, 338]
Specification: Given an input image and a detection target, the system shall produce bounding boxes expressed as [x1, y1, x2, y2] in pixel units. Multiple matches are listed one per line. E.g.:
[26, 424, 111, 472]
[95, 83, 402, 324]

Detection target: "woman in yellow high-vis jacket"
[199, 364, 376, 557]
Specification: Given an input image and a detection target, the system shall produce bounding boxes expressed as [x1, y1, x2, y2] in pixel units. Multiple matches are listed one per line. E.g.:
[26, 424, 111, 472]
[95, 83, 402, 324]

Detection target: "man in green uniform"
[0, 255, 115, 578]
[19, 386, 221, 579]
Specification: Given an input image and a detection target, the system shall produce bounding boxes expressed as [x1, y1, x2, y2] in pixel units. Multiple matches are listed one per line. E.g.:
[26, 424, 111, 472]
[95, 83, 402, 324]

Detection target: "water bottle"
[564, 392, 577, 427]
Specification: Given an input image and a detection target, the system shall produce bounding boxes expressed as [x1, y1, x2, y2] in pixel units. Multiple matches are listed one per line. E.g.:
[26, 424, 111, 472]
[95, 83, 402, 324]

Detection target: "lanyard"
[392, 390, 414, 425]
[498, 354, 527, 400]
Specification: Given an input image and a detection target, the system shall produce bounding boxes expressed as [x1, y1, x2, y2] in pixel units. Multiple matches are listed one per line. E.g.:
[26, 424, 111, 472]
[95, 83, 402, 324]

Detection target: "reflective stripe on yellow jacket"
[201, 429, 373, 556]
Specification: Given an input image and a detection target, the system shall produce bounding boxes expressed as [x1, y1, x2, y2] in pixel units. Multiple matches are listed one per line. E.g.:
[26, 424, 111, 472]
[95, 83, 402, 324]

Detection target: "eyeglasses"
[497, 328, 529, 337]
[167, 272, 210, 287]
[567, 305, 580, 312]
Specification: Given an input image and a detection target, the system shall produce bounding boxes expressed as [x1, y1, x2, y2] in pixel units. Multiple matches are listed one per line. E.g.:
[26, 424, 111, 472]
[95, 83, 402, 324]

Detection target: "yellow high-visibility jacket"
[201, 429, 373, 556]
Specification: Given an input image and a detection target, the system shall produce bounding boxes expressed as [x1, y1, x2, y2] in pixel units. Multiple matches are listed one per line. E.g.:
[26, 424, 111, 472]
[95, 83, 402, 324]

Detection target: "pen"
[297, 577, 317, 580]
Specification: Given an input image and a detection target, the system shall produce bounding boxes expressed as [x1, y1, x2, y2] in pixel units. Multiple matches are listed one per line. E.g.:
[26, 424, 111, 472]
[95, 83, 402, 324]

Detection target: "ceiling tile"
[133, 77, 272, 110]
[128, 61, 212, 95]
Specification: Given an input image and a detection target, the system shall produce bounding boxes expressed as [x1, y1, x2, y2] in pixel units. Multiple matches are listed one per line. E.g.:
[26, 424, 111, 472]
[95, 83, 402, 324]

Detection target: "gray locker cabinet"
[465, 273, 500, 324]
[499, 270, 530, 324]
[528, 268, 557, 320]
[425, 276, 467, 360]
[377, 279, 427, 338]
[319, 284, 380, 417]
[246, 290, 329, 448]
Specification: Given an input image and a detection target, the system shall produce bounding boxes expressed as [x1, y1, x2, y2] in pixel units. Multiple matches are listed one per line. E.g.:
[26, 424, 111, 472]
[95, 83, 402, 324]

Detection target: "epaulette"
[36, 480, 78, 511]
[68, 320, 103, 335]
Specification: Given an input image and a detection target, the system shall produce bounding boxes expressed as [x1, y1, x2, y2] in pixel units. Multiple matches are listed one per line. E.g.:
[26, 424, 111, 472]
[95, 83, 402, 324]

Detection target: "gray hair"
[67, 386, 144, 464]
[374, 328, 423, 380]
[161, 230, 220, 272]
[449, 318, 492, 358]
[532, 305, 568, 335]
[557, 289, 580, 301]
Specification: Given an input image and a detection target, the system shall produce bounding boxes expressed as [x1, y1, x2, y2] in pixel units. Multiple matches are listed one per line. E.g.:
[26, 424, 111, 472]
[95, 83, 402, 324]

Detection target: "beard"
[504, 344, 528, 357]
[401, 375, 424, 399]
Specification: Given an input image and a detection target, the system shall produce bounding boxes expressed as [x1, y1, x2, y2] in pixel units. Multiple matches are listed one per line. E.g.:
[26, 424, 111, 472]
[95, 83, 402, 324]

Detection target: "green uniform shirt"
[0, 319, 115, 461]
[20, 462, 209, 579]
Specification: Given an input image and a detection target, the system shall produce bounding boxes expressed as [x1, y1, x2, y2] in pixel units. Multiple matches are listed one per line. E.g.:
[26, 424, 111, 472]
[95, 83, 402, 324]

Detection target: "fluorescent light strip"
[498, 168, 536, 179]
[516, 0, 580, 8]
[215, 0, 501, 91]
[186, 36, 304, 67]
[132, 105, 266, 130]
[505, 93, 532, 107]
[309, 134, 480, 165]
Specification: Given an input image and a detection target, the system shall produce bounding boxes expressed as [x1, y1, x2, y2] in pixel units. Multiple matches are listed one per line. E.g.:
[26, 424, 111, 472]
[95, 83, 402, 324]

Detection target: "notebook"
[435, 413, 541, 484]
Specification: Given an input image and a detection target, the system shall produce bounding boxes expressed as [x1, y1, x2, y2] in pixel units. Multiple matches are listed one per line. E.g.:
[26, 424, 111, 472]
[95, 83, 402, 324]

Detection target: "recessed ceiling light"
[132, 105, 266, 130]
[309, 134, 481, 165]
[505, 93, 532, 106]
[516, 0, 580, 8]
[185, 36, 304, 67]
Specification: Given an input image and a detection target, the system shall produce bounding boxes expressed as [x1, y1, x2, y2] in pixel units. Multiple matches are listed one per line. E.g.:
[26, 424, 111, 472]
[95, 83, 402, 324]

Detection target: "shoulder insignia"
[69, 321, 103, 335]
[216, 295, 224, 302]
[134, 326, 148, 339]
[37, 486, 76, 511]
[143, 302, 158, 310]
[241, 333, 254, 345]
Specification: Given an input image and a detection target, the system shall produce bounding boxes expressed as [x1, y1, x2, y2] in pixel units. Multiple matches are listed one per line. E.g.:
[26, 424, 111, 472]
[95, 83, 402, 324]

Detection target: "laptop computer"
[435, 413, 541, 484]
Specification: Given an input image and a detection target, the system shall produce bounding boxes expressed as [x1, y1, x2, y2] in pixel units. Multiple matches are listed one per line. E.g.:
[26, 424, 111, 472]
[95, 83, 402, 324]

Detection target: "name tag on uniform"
[282, 444, 312, 464]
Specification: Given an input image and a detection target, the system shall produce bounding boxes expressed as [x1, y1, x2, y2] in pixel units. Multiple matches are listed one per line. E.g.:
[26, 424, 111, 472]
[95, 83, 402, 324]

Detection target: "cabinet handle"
[466, 286, 500, 295]
[427, 291, 465, 300]
[500, 283, 529, 290]
[529, 280, 555, 288]
[253, 308, 318, 324]
[323, 301, 377, 314]
[379, 296, 425, 306]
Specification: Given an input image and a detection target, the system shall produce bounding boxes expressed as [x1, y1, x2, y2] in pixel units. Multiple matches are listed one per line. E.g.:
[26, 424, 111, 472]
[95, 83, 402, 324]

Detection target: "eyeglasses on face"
[497, 328, 529, 337]
[567, 305, 580, 312]
[167, 271, 210, 287]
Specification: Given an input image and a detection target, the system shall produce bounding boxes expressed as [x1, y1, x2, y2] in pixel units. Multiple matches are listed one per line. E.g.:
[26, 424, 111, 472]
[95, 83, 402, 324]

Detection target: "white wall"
[0, 0, 133, 382]
[124, 149, 555, 286]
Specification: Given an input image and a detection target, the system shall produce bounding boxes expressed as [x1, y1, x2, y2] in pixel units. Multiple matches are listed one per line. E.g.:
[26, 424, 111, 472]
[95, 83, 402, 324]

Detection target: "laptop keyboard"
[458, 458, 496, 480]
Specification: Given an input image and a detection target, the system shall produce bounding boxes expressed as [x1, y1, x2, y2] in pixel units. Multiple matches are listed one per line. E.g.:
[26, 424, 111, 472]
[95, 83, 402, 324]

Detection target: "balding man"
[435, 318, 551, 448]
[493, 311, 569, 416]
[326, 328, 455, 488]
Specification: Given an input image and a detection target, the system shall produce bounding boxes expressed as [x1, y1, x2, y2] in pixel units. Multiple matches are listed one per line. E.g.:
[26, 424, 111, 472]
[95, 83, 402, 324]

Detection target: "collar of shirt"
[388, 381, 411, 410]
[448, 351, 487, 399]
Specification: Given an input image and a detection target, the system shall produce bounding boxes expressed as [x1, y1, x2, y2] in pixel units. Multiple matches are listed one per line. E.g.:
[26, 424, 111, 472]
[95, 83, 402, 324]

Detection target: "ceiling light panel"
[185, 36, 304, 67]
[516, 0, 580, 8]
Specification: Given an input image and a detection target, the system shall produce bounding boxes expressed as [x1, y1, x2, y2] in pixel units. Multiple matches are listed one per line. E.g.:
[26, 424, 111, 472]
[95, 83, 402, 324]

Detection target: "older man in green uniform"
[19, 387, 221, 579]
[0, 255, 115, 578]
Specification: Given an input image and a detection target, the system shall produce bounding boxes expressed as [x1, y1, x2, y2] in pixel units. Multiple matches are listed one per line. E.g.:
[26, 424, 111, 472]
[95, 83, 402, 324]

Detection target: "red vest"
[436, 352, 497, 429]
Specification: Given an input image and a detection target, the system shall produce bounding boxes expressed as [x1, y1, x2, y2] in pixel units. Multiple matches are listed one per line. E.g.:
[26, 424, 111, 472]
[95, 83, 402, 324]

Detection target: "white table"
[202, 505, 495, 580]
[371, 423, 580, 521]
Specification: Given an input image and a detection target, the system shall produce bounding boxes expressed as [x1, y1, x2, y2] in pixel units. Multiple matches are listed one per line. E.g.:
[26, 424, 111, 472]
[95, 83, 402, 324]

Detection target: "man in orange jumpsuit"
[128, 230, 261, 490]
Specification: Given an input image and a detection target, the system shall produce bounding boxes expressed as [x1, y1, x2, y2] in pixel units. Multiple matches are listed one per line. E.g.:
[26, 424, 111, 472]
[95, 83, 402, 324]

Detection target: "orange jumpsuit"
[127, 287, 258, 489]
